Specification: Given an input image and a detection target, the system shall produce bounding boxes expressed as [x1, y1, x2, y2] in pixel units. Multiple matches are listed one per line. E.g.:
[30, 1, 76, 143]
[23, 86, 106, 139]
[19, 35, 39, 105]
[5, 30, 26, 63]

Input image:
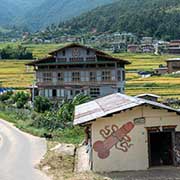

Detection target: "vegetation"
[0, 45, 33, 59]
[59, 0, 180, 40]
[0, 92, 90, 144]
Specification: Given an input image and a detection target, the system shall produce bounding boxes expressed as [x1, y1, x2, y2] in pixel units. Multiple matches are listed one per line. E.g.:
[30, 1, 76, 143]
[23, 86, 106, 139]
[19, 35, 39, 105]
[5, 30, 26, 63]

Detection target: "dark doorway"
[52, 89, 57, 97]
[149, 132, 173, 166]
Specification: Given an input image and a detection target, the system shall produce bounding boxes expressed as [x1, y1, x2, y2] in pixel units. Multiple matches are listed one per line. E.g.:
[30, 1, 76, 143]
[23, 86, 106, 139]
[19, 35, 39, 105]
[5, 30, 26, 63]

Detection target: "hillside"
[59, 0, 180, 39]
[0, 0, 115, 31]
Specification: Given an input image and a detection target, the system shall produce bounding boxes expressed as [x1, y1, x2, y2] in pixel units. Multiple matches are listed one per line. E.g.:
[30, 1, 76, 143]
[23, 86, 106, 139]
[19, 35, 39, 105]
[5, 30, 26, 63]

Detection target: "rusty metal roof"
[74, 93, 180, 125]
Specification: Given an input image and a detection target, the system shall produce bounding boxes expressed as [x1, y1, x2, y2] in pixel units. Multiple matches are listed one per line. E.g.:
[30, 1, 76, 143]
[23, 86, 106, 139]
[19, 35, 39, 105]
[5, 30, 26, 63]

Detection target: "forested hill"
[59, 0, 180, 40]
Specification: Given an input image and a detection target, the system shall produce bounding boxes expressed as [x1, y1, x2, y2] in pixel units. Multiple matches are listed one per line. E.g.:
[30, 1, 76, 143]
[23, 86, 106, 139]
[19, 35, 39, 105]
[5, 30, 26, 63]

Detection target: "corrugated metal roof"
[74, 93, 180, 125]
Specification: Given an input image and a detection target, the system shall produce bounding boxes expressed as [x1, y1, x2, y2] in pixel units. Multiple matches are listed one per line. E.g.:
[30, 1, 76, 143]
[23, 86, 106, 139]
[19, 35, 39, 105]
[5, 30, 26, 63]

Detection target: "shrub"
[12, 91, 30, 108]
[34, 96, 52, 113]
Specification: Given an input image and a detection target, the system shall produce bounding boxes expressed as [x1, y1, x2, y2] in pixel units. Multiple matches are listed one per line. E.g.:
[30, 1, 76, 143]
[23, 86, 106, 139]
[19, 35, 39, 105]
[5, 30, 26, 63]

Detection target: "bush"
[0, 45, 33, 59]
[34, 96, 52, 113]
[0, 91, 13, 102]
[12, 91, 30, 109]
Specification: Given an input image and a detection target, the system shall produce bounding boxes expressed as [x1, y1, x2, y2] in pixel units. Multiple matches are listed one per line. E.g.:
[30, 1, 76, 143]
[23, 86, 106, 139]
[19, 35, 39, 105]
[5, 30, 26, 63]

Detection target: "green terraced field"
[0, 43, 180, 98]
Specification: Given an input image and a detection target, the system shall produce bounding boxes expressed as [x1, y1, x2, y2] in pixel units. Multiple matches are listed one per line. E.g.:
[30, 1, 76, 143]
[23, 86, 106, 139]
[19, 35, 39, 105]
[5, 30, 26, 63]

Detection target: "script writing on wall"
[93, 122, 135, 159]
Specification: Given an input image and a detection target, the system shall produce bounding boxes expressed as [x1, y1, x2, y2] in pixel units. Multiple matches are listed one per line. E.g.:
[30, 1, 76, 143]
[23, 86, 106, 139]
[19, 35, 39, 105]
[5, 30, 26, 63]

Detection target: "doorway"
[149, 131, 173, 167]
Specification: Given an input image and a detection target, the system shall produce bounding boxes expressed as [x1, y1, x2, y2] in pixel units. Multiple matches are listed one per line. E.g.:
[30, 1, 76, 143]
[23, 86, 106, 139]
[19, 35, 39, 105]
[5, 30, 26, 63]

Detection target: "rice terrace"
[0, 43, 179, 98]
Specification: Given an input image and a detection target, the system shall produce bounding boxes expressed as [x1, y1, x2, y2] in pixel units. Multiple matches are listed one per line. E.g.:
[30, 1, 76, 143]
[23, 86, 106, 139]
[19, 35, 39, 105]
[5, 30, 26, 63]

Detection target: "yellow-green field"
[0, 43, 180, 98]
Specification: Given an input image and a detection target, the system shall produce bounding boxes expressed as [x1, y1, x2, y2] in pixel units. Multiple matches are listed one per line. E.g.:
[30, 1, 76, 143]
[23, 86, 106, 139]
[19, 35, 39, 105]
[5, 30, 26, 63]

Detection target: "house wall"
[91, 105, 180, 172]
[56, 47, 96, 61]
[167, 61, 180, 73]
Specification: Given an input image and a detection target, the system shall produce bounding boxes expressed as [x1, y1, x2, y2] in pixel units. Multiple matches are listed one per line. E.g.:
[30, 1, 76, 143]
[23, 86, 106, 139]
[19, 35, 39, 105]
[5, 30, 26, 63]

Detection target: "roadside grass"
[0, 110, 84, 144]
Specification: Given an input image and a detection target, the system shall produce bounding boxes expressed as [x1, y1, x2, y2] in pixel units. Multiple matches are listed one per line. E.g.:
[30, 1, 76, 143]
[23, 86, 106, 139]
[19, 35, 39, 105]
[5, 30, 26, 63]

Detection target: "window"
[62, 50, 66, 56]
[117, 70, 121, 81]
[90, 87, 100, 98]
[89, 72, 96, 82]
[43, 72, 52, 82]
[72, 72, 80, 82]
[57, 72, 64, 81]
[87, 49, 90, 55]
[102, 71, 111, 81]
[122, 70, 125, 81]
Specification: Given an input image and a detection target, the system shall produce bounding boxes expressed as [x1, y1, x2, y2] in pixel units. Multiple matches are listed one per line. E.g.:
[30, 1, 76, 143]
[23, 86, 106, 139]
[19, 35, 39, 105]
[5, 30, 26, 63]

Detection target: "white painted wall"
[91, 105, 180, 172]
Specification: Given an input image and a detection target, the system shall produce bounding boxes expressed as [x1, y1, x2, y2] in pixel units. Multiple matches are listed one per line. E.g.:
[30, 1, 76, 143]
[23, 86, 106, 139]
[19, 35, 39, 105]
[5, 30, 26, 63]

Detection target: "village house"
[166, 58, 180, 74]
[74, 93, 180, 172]
[127, 44, 141, 53]
[168, 40, 180, 54]
[27, 43, 130, 100]
[153, 66, 168, 75]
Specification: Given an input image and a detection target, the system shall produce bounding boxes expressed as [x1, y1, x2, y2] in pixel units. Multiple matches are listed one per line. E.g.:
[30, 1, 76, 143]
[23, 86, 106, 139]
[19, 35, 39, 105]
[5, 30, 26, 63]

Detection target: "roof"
[135, 93, 160, 98]
[49, 43, 108, 56]
[166, 58, 180, 62]
[26, 43, 130, 66]
[74, 93, 180, 125]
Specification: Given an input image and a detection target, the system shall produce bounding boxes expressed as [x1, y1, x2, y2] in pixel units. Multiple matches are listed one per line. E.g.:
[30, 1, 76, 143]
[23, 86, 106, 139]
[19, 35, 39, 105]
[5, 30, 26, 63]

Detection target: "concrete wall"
[91, 105, 180, 172]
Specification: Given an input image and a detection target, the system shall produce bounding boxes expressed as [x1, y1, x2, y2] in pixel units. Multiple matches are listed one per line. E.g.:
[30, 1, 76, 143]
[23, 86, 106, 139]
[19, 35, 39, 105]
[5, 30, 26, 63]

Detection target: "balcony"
[36, 79, 118, 87]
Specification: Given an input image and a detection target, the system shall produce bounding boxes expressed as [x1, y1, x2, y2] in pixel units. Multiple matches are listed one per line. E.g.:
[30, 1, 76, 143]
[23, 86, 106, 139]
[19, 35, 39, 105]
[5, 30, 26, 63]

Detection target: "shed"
[74, 93, 180, 172]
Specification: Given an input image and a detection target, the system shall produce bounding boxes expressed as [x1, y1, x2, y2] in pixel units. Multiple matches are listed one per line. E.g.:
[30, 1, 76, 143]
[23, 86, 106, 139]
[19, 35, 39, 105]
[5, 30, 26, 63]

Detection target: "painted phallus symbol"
[93, 122, 134, 159]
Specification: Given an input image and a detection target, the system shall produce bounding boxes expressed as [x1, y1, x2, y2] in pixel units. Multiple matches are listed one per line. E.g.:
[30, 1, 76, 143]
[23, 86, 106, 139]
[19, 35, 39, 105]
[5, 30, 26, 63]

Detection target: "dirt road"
[0, 119, 50, 180]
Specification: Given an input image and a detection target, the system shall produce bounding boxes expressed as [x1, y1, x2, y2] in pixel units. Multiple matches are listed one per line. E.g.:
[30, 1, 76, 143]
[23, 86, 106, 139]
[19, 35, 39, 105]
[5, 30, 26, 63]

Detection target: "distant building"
[27, 43, 130, 100]
[153, 67, 168, 75]
[168, 40, 180, 54]
[141, 44, 155, 53]
[127, 44, 141, 53]
[166, 58, 180, 73]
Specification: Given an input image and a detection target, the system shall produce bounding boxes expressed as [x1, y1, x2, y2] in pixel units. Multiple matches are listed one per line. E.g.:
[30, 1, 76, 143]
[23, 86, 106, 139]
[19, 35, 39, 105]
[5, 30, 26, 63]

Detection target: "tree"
[57, 94, 90, 127]
[34, 96, 52, 113]
[12, 92, 30, 109]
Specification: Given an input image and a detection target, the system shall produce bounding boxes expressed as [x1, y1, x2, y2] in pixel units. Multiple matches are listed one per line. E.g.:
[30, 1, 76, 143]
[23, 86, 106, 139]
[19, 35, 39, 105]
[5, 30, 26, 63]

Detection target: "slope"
[60, 0, 180, 39]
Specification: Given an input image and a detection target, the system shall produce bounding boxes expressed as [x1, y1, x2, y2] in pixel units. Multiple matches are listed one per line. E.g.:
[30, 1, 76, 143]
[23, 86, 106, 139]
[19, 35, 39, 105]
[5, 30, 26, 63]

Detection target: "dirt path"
[0, 119, 50, 180]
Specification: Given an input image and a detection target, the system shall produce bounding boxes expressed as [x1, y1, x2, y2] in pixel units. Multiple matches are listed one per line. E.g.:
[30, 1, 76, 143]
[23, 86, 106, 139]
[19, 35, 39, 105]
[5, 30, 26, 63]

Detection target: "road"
[0, 119, 50, 180]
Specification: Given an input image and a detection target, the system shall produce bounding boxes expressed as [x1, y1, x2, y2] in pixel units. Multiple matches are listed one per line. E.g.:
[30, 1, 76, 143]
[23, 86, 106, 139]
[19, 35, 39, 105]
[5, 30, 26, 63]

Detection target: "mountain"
[0, 0, 115, 31]
[59, 0, 180, 40]
[20, 0, 115, 31]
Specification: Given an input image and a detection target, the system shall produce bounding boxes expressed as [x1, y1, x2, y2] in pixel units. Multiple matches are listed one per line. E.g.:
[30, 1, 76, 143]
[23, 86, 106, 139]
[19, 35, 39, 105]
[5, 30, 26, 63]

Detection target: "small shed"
[74, 93, 180, 172]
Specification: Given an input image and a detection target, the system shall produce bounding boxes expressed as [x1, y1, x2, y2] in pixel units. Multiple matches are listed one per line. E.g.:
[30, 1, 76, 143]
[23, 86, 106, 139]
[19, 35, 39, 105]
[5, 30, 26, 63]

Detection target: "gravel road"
[0, 119, 50, 180]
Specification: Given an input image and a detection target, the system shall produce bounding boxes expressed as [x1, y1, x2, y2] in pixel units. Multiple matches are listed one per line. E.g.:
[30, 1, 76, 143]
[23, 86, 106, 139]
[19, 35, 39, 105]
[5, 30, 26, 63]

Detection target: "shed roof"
[166, 58, 180, 62]
[135, 94, 160, 98]
[74, 93, 180, 125]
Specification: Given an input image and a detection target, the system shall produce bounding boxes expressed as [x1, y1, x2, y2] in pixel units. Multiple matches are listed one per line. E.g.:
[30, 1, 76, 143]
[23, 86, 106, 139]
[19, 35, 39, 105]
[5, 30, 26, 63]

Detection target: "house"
[153, 67, 168, 75]
[166, 58, 180, 73]
[141, 44, 155, 53]
[127, 44, 141, 53]
[27, 43, 130, 100]
[74, 93, 180, 172]
[135, 93, 160, 102]
[168, 40, 180, 54]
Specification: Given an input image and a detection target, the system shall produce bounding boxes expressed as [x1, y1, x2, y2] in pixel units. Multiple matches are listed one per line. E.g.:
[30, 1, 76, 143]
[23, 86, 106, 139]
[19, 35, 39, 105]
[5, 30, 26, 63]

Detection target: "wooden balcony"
[36, 80, 118, 87]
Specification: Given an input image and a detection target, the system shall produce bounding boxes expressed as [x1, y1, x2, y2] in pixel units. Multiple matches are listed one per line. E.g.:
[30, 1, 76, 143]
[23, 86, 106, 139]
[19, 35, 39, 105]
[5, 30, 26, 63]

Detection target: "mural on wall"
[93, 122, 135, 159]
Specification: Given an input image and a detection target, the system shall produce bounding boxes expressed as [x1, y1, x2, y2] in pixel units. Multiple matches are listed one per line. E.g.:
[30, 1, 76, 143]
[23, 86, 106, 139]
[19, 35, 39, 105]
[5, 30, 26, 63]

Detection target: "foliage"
[58, 0, 180, 40]
[0, 91, 13, 102]
[0, 45, 33, 59]
[34, 96, 52, 113]
[57, 94, 91, 127]
[12, 91, 30, 108]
